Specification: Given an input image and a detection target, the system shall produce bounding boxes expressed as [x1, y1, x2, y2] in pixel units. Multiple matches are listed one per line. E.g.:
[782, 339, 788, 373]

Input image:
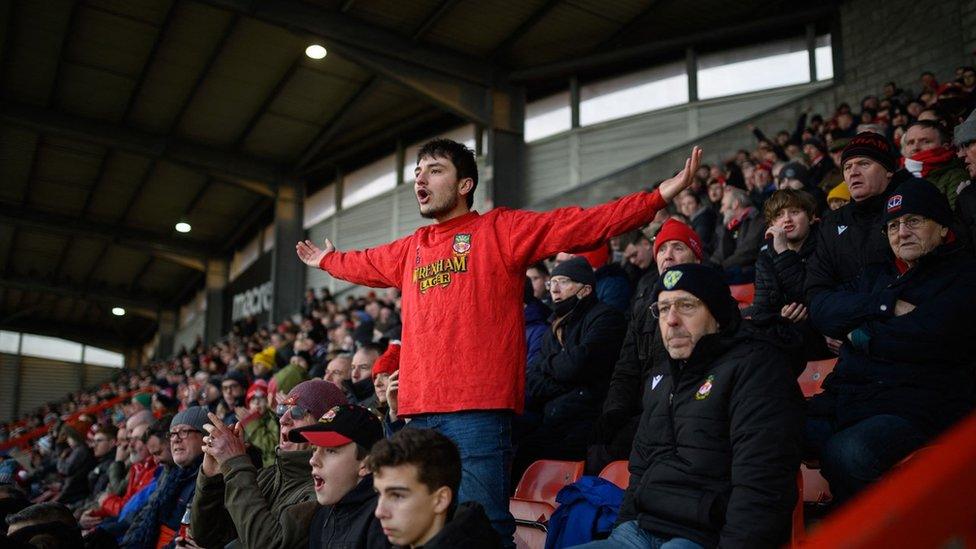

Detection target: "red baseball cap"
[287, 404, 383, 449]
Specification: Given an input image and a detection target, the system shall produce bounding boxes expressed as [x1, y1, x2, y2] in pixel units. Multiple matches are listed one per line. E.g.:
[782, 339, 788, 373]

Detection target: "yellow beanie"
[828, 182, 851, 202]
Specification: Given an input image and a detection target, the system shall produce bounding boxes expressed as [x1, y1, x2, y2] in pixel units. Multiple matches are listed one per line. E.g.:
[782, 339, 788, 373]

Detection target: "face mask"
[552, 294, 582, 317]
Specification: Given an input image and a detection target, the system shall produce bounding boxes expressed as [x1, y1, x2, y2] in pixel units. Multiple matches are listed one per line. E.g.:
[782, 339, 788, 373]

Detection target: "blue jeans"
[406, 411, 515, 548]
[804, 414, 927, 503]
[570, 521, 704, 549]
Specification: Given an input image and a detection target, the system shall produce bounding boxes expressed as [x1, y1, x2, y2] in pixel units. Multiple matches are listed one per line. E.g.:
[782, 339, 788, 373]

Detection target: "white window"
[815, 35, 834, 80]
[83, 346, 124, 368]
[20, 334, 83, 362]
[304, 183, 337, 229]
[0, 330, 19, 353]
[697, 37, 810, 100]
[580, 61, 689, 126]
[342, 154, 397, 208]
[525, 91, 571, 142]
[402, 125, 477, 184]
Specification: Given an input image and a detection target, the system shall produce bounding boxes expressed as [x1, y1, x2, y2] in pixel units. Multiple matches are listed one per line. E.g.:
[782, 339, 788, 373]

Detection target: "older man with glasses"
[190, 379, 347, 549]
[120, 409, 207, 549]
[807, 178, 976, 504]
[574, 263, 804, 549]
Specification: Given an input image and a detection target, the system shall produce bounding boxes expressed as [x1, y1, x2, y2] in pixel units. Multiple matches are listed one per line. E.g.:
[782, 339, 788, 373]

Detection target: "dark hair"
[417, 138, 479, 209]
[621, 229, 651, 248]
[526, 261, 549, 277]
[97, 425, 119, 440]
[367, 428, 461, 498]
[907, 119, 950, 144]
[763, 189, 817, 223]
[360, 341, 386, 356]
[5, 502, 76, 528]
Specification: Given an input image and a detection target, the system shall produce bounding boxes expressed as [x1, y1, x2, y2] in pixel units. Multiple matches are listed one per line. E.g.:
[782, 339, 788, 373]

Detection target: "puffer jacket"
[618, 320, 805, 549]
[808, 239, 976, 436]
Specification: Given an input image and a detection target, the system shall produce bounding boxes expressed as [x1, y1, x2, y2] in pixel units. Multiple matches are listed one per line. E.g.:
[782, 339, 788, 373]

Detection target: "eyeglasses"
[276, 403, 310, 420]
[650, 298, 703, 319]
[885, 216, 927, 234]
[167, 428, 201, 440]
[545, 277, 579, 290]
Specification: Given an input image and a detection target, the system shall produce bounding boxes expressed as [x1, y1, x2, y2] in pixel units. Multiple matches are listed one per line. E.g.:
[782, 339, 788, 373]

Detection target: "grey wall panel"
[83, 364, 117, 389]
[0, 353, 17, 422]
[173, 312, 205, 355]
[18, 357, 80, 418]
[524, 135, 571, 205]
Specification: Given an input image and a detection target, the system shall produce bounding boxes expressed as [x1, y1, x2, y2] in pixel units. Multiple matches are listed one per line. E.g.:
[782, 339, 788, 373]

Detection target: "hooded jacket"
[525, 294, 626, 426]
[618, 320, 805, 549]
[304, 475, 389, 549]
[190, 449, 315, 549]
[808, 240, 976, 436]
[402, 502, 501, 549]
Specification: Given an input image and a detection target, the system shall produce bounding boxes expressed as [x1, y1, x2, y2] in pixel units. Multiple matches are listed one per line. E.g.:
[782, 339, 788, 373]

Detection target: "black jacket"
[404, 502, 501, 549]
[710, 209, 765, 271]
[526, 294, 626, 426]
[618, 320, 805, 549]
[808, 240, 976, 436]
[309, 475, 390, 549]
[689, 205, 718, 257]
[748, 227, 831, 360]
[805, 171, 907, 299]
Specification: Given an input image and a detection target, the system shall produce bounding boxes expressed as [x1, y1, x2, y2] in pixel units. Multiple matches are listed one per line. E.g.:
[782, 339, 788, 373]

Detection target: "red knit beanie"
[653, 219, 704, 260]
[372, 343, 401, 380]
[246, 379, 268, 406]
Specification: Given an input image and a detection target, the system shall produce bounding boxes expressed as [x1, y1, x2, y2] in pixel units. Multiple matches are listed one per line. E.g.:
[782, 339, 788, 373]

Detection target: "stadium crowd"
[2, 66, 976, 549]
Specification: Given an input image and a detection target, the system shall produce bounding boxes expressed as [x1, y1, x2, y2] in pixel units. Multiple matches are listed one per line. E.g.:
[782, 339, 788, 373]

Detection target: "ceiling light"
[175, 221, 192, 233]
[305, 44, 327, 59]
[112, 307, 126, 317]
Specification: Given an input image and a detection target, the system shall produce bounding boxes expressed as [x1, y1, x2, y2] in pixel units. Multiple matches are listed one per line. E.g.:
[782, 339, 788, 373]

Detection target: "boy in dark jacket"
[807, 180, 976, 503]
[575, 264, 804, 549]
[747, 189, 831, 360]
[370, 428, 500, 549]
[277, 405, 389, 549]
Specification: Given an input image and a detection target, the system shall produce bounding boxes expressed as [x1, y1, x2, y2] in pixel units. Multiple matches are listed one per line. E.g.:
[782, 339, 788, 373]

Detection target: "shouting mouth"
[416, 189, 431, 205]
[312, 474, 325, 490]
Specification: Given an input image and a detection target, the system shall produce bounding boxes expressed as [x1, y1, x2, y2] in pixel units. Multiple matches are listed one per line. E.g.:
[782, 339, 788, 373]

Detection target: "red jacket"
[319, 190, 667, 415]
[99, 455, 157, 517]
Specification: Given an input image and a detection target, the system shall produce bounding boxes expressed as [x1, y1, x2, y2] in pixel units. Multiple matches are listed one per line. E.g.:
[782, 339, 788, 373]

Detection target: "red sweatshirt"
[319, 190, 667, 415]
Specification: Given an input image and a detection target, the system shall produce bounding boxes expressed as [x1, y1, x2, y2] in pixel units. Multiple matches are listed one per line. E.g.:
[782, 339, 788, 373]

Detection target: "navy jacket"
[526, 294, 626, 427]
[809, 240, 976, 435]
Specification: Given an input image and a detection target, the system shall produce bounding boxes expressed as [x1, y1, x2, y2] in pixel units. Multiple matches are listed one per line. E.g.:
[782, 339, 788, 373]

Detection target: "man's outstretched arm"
[296, 236, 410, 289]
[501, 147, 702, 267]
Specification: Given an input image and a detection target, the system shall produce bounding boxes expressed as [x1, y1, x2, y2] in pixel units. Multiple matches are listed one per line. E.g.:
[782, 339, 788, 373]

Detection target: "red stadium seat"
[729, 283, 755, 309]
[510, 498, 554, 549]
[801, 463, 833, 504]
[598, 460, 630, 490]
[514, 460, 585, 507]
[797, 358, 837, 398]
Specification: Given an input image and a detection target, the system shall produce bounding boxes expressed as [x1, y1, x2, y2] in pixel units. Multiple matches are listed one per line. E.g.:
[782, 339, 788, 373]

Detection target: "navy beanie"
[551, 256, 596, 288]
[841, 132, 897, 172]
[652, 264, 740, 328]
[882, 177, 955, 228]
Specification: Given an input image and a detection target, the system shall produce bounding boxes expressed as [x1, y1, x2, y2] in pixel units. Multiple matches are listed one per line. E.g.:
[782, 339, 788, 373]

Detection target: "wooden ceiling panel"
[123, 162, 207, 232]
[59, 237, 105, 284]
[1, 0, 73, 105]
[125, 2, 236, 134]
[85, 153, 154, 223]
[0, 128, 40, 204]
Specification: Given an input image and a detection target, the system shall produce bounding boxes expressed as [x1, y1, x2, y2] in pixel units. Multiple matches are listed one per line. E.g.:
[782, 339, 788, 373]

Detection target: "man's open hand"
[658, 146, 703, 203]
[296, 239, 336, 268]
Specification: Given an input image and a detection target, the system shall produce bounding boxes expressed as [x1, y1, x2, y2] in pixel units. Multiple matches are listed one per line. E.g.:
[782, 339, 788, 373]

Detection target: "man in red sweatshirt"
[296, 138, 701, 545]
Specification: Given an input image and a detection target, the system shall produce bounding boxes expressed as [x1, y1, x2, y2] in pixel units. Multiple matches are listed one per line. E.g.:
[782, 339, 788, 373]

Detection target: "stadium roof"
[0, 0, 835, 351]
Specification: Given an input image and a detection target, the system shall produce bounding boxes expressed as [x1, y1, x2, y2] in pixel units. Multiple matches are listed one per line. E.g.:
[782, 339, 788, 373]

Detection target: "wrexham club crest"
[453, 233, 471, 254]
[695, 375, 715, 401]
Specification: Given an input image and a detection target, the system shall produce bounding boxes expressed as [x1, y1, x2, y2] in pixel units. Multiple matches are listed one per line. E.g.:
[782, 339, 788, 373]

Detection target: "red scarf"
[901, 146, 957, 178]
[726, 207, 754, 231]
